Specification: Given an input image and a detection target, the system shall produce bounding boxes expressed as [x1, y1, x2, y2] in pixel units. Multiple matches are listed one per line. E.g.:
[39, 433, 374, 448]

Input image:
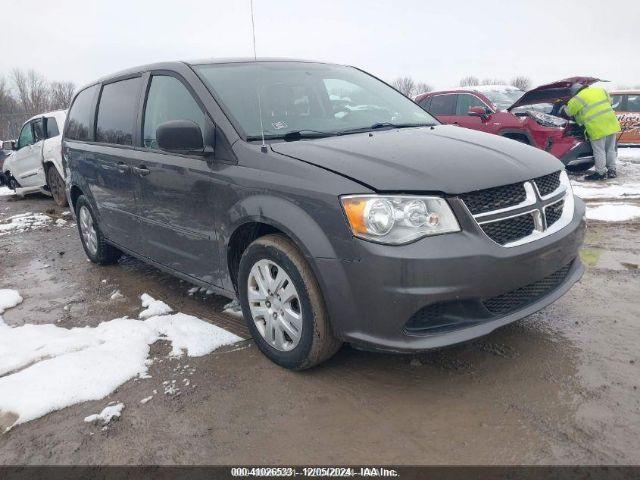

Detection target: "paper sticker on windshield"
[272, 121, 288, 130]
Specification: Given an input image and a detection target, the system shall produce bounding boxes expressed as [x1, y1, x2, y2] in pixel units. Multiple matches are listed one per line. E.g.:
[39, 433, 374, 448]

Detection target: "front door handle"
[116, 162, 131, 173]
[132, 165, 151, 176]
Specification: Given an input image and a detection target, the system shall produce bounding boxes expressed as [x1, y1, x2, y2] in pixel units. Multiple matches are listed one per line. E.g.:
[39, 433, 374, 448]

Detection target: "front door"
[131, 74, 223, 284]
[12, 119, 46, 187]
[454, 93, 491, 132]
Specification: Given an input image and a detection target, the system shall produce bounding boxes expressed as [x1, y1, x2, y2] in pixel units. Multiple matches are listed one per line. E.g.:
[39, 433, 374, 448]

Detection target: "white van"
[3, 110, 68, 206]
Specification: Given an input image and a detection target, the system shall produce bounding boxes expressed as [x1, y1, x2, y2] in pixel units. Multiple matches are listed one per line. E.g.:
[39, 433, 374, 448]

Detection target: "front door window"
[17, 122, 34, 150]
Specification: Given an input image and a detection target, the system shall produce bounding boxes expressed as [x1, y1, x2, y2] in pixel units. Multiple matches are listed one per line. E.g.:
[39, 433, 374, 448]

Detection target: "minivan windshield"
[194, 62, 438, 140]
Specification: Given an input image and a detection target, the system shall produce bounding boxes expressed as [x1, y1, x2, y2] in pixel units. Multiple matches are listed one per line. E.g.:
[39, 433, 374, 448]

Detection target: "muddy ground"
[0, 183, 639, 465]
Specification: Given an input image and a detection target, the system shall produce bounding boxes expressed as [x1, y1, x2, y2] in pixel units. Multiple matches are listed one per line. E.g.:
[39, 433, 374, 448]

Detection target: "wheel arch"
[69, 184, 84, 211]
[499, 129, 533, 145]
[224, 195, 340, 292]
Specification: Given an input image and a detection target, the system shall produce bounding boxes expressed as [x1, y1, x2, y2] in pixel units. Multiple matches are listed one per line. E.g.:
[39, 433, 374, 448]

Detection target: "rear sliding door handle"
[132, 165, 151, 176]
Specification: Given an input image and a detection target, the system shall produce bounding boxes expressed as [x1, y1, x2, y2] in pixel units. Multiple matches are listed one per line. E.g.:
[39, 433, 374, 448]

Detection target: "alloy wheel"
[79, 205, 98, 256]
[247, 259, 303, 351]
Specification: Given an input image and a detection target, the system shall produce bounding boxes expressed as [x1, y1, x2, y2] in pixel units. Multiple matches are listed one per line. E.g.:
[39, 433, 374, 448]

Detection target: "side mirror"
[468, 106, 490, 119]
[156, 120, 208, 155]
[2, 140, 16, 151]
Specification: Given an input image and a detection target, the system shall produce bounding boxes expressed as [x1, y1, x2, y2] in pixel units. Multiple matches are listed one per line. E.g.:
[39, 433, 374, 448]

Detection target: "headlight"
[527, 110, 567, 128]
[340, 195, 460, 245]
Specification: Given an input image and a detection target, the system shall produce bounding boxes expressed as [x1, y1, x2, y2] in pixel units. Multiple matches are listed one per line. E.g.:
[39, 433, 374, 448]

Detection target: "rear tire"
[46, 164, 68, 207]
[75, 195, 121, 265]
[238, 234, 341, 370]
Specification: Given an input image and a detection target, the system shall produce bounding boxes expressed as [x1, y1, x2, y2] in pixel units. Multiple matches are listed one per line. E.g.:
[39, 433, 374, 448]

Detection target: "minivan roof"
[88, 58, 337, 88]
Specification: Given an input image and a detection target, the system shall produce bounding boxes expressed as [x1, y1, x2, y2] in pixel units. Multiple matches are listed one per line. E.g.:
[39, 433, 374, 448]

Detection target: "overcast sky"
[2, 0, 639, 90]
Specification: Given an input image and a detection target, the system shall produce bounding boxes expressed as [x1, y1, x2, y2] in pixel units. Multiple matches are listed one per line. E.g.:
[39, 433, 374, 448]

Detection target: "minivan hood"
[270, 125, 561, 194]
[507, 76, 601, 111]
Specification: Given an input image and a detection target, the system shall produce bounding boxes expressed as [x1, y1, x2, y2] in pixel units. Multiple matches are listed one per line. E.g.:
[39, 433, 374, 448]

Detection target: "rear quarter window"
[66, 85, 99, 141]
[96, 77, 142, 146]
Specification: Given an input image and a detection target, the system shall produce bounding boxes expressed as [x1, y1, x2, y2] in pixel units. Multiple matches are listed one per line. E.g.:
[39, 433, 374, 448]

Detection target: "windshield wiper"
[247, 130, 336, 142]
[337, 123, 435, 135]
[281, 129, 336, 141]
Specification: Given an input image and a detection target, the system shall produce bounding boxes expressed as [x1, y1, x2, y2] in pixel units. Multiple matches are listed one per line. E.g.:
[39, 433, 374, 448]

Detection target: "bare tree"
[12, 69, 50, 112]
[510, 76, 531, 91]
[414, 82, 433, 96]
[459, 76, 480, 87]
[391, 77, 416, 97]
[0, 69, 76, 138]
[49, 81, 76, 109]
[481, 77, 507, 86]
[0, 77, 18, 113]
[391, 77, 433, 98]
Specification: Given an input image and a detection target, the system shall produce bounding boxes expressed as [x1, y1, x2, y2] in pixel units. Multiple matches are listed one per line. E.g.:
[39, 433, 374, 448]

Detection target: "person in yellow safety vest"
[564, 84, 621, 181]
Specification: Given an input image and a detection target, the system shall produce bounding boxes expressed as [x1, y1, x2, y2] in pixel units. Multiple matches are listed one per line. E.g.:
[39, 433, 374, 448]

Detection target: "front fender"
[224, 194, 339, 260]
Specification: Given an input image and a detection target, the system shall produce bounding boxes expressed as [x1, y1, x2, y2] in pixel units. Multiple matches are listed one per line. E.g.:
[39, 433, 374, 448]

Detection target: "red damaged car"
[414, 77, 600, 170]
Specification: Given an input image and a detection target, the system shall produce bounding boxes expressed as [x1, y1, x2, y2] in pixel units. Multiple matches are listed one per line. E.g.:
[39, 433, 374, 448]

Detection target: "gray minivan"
[63, 59, 585, 369]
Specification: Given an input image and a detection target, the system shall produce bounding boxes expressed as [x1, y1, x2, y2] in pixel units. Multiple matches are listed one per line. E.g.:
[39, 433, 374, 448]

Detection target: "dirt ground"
[0, 182, 639, 465]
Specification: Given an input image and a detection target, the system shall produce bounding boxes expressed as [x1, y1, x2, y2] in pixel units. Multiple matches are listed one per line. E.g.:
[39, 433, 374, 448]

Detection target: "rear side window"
[610, 95, 623, 111]
[45, 117, 60, 138]
[96, 77, 142, 146]
[626, 95, 640, 113]
[143, 75, 206, 149]
[429, 95, 456, 115]
[66, 85, 99, 141]
[456, 94, 487, 115]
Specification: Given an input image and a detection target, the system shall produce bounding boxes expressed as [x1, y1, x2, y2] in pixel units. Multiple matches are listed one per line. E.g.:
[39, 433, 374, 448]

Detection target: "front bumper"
[315, 197, 586, 352]
[560, 142, 595, 168]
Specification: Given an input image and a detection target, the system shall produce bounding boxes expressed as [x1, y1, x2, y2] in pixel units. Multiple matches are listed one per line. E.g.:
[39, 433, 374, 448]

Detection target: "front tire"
[7, 176, 20, 190]
[75, 195, 121, 265]
[238, 234, 341, 370]
[46, 164, 68, 207]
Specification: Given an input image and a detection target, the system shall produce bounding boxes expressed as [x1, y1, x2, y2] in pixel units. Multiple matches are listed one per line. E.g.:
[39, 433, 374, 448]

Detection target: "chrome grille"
[459, 182, 526, 215]
[460, 170, 572, 247]
[534, 171, 561, 197]
[480, 213, 536, 245]
[545, 200, 564, 228]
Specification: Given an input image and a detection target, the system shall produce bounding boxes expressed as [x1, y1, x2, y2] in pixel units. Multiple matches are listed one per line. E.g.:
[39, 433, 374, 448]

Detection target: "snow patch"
[0, 289, 22, 316]
[0, 292, 242, 432]
[618, 148, 640, 163]
[0, 212, 51, 236]
[139, 396, 153, 405]
[84, 403, 124, 425]
[110, 290, 124, 300]
[223, 299, 244, 318]
[586, 203, 640, 222]
[572, 183, 640, 200]
[0, 187, 14, 197]
[139, 293, 172, 319]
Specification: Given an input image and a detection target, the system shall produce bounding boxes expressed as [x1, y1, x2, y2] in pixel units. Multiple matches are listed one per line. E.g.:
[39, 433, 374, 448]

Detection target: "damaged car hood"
[270, 125, 561, 194]
[507, 76, 601, 111]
